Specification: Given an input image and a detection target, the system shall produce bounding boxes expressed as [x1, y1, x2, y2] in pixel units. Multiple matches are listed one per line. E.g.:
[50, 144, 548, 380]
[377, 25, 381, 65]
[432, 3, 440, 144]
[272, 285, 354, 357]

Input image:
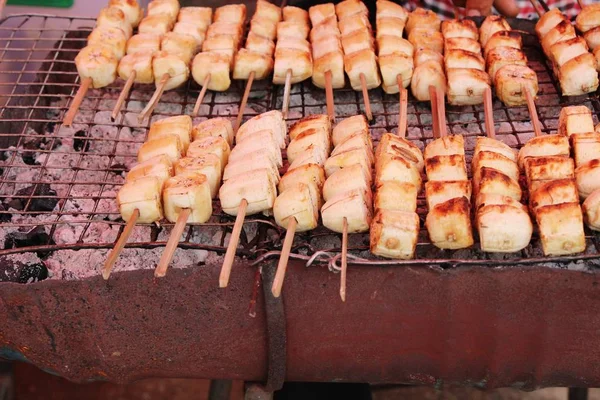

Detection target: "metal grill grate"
[0, 14, 599, 271]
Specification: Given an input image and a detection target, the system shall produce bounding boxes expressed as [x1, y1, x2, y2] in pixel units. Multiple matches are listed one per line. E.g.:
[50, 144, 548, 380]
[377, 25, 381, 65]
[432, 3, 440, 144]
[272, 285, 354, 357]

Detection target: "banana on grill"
[97, 7, 133, 39]
[138, 14, 173, 36]
[207, 23, 243, 49]
[344, 49, 381, 90]
[161, 32, 199, 64]
[175, 155, 222, 198]
[494, 65, 539, 106]
[213, 4, 247, 25]
[473, 167, 522, 201]
[279, 163, 326, 193]
[474, 192, 526, 210]
[411, 60, 446, 102]
[424, 135, 465, 160]
[336, 0, 368, 19]
[331, 132, 373, 164]
[273, 182, 319, 232]
[126, 33, 161, 55]
[370, 209, 420, 259]
[377, 35, 413, 58]
[231, 129, 283, 167]
[138, 134, 183, 163]
[192, 118, 234, 146]
[406, 8, 440, 36]
[582, 189, 600, 230]
[163, 172, 212, 224]
[126, 154, 173, 189]
[323, 163, 371, 202]
[483, 31, 522, 59]
[287, 128, 331, 164]
[324, 147, 373, 178]
[256, 0, 282, 23]
[524, 156, 575, 193]
[541, 21, 577, 56]
[273, 48, 313, 85]
[473, 151, 520, 182]
[288, 144, 329, 169]
[283, 6, 309, 24]
[476, 203, 532, 253]
[557, 53, 599, 96]
[312, 51, 346, 89]
[250, 17, 278, 41]
[446, 68, 491, 106]
[237, 110, 287, 149]
[178, 7, 213, 31]
[109, 0, 142, 28]
[480, 15, 511, 47]
[223, 151, 280, 184]
[88, 27, 127, 60]
[233, 49, 274, 80]
[152, 51, 189, 90]
[444, 37, 481, 55]
[444, 49, 485, 71]
[576, 159, 600, 199]
[219, 168, 278, 216]
[202, 34, 236, 60]
[75, 45, 118, 89]
[341, 30, 375, 55]
[529, 178, 579, 210]
[187, 136, 230, 171]
[408, 29, 444, 54]
[572, 132, 600, 166]
[277, 21, 310, 40]
[575, 3, 600, 33]
[379, 53, 414, 94]
[375, 180, 418, 212]
[191, 52, 231, 92]
[414, 49, 443, 67]
[486, 47, 527, 80]
[172, 24, 205, 47]
[517, 134, 570, 169]
[535, 202, 586, 256]
[585, 28, 600, 51]
[332, 115, 368, 146]
[474, 136, 517, 162]
[117, 175, 163, 223]
[311, 36, 343, 60]
[425, 154, 468, 182]
[118, 52, 154, 83]
[339, 13, 371, 37]
[147, 0, 180, 23]
[148, 115, 192, 153]
[310, 16, 341, 43]
[321, 188, 373, 233]
[376, 133, 424, 171]
[557, 106, 594, 137]
[376, 0, 408, 22]
[535, 8, 565, 38]
[425, 180, 471, 210]
[595, 47, 600, 72]
[376, 153, 422, 189]
[289, 115, 330, 141]
[550, 37, 590, 67]
[425, 196, 474, 249]
[246, 32, 276, 57]
[376, 17, 406, 40]
[441, 19, 478, 40]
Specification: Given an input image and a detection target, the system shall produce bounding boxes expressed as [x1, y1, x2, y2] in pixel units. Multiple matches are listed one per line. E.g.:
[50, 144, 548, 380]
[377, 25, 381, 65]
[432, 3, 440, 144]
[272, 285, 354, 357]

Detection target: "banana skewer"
[219, 111, 285, 288]
[191, 4, 247, 116]
[233, 0, 282, 132]
[271, 115, 331, 297]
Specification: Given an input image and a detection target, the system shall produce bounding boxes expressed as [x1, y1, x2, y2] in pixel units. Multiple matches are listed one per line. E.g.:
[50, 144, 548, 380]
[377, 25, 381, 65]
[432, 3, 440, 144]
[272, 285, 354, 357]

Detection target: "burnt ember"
[6, 184, 58, 213]
[73, 130, 90, 152]
[18, 262, 48, 283]
[4, 225, 54, 250]
[0, 258, 48, 283]
[21, 137, 43, 165]
[0, 204, 11, 223]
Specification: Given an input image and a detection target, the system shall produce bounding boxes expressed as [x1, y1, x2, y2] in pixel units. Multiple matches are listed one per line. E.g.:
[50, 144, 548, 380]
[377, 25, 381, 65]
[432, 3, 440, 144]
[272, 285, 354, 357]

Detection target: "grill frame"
[0, 14, 598, 271]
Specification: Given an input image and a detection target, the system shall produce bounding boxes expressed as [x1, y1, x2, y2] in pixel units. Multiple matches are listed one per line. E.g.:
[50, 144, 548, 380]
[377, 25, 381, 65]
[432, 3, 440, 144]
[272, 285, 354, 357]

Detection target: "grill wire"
[0, 14, 599, 270]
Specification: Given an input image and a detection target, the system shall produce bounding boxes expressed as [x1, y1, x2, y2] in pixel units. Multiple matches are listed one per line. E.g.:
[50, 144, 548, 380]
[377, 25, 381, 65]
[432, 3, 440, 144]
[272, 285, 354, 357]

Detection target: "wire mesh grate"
[0, 14, 598, 271]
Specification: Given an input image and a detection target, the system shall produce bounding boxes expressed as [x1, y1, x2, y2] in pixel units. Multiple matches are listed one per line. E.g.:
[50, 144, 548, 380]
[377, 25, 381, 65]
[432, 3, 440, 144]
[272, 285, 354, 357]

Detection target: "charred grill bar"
[1, 12, 600, 389]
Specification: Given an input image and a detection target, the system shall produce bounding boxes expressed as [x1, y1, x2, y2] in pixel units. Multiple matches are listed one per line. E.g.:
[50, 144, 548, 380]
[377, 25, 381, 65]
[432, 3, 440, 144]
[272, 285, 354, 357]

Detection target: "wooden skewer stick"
[359, 73, 373, 121]
[63, 77, 92, 127]
[138, 73, 169, 123]
[192, 74, 211, 117]
[111, 71, 136, 122]
[281, 69, 293, 119]
[429, 85, 440, 139]
[271, 217, 297, 297]
[577, 0, 585, 10]
[154, 208, 192, 278]
[483, 86, 496, 139]
[340, 217, 348, 302]
[324, 70, 335, 122]
[219, 199, 248, 288]
[528, 0, 544, 17]
[525, 88, 543, 137]
[102, 208, 139, 280]
[234, 71, 255, 133]
[397, 75, 408, 139]
[435, 86, 447, 138]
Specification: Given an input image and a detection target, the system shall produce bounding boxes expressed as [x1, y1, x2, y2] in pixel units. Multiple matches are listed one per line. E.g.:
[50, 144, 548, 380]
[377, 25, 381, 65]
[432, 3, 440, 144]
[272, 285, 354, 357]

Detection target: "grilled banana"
[494, 65, 538, 107]
[117, 175, 163, 223]
[446, 68, 491, 106]
[341, 30, 374, 55]
[444, 37, 481, 55]
[309, 3, 336, 26]
[338, 13, 371, 38]
[277, 20, 310, 40]
[148, 115, 192, 153]
[474, 136, 517, 162]
[273, 182, 319, 232]
[479, 15, 511, 47]
[88, 26, 127, 60]
[288, 145, 329, 169]
[312, 51, 346, 89]
[178, 7, 213, 31]
[414, 48, 443, 67]
[477, 204, 532, 253]
[377, 35, 413, 57]
[424, 135, 465, 159]
[192, 118, 234, 146]
[425, 197, 474, 249]
[213, 3, 247, 25]
[376, 153, 422, 189]
[550, 37, 590, 67]
[332, 115, 368, 147]
[486, 47, 528, 80]
[475, 192, 527, 211]
[425, 154, 468, 182]
[223, 150, 280, 184]
[535, 8, 565, 38]
[273, 48, 313, 85]
[118, 52, 154, 84]
[137, 134, 183, 164]
[191, 52, 231, 92]
[375, 181, 418, 213]
[283, 5, 309, 23]
[441, 18, 478, 40]
[541, 21, 577, 56]
[152, 51, 189, 91]
[126, 154, 173, 189]
[517, 134, 570, 170]
[425, 180, 471, 210]
[336, 0, 368, 20]
[109, 0, 142, 27]
[237, 111, 287, 149]
[321, 188, 373, 233]
[289, 114, 331, 141]
[75, 45, 118, 89]
[256, 0, 282, 23]
[161, 32, 199, 64]
[379, 53, 414, 94]
[323, 163, 372, 202]
[576, 159, 600, 199]
[246, 32, 276, 57]
[582, 188, 600, 230]
[278, 163, 326, 193]
[287, 128, 331, 164]
[147, 0, 180, 23]
[444, 49, 485, 71]
[529, 178, 579, 210]
[163, 172, 212, 224]
[97, 6, 132, 39]
[473, 167, 522, 201]
[233, 49, 274, 80]
[250, 17, 278, 41]
[370, 209, 420, 259]
[376, 0, 408, 22]
[175, 155, 222, 198]
[572, 132, 600, 167]
[324, 147, 373, 178]
[138, 14, 173, 36]
[472, 151, 520, 182]
[483, 31, 522, 59]
[585, 28, 600, 51]
[405, 8, 440, 36]
[575, 3, 600, 33]
[524, 156, 575, 193]
[219, 168, 278, 216]
[535, 202, 586, 256]
[126, 33, 161, 55]
[558, 106, 595, 137]
[331, 132, 373, 163]
[410, 60, 446, 102]
[186, 136, 230, 171]
[230, 129, 283, 167]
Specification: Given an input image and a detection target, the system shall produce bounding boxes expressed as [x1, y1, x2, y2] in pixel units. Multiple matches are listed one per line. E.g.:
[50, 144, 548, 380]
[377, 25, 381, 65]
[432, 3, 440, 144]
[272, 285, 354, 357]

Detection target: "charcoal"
[4, 225, 54, 250]
[0, 259, 48, 283]
[8, 184, 58, 212]
[18, 263, 48, 283]
[109, 163, 127, 176]
[45, 121, 57, 133]
[21, 137, 43, 165]
[0, 204, 11, 222]
[73, 130, 90, 152]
